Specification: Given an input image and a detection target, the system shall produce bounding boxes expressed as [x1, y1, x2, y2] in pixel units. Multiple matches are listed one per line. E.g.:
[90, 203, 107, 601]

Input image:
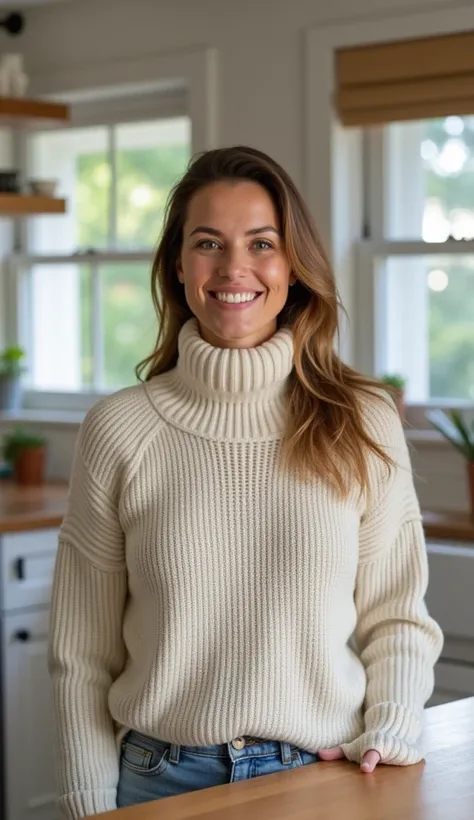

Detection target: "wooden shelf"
[0, 97, 70, 128]
[0, 194, 66, 216]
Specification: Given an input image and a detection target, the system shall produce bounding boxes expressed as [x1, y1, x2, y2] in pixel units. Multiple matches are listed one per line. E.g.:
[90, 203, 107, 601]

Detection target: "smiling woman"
[48, 145, 443, 820]
[177, 181, 293, 349]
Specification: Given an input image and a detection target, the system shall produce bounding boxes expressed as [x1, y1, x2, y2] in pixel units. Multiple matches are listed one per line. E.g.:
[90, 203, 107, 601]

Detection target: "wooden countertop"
[94, 697, 474, 820]
[0, 479, 472, 542]
[0, 480, 69, 533]
[422, 509, 474, 542]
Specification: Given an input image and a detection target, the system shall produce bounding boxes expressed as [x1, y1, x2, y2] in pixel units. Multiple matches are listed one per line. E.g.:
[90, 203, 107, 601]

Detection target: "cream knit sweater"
[49, 319, 443, 820]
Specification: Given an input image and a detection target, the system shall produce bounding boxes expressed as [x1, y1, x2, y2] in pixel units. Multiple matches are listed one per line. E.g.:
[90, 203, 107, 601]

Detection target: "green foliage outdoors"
[424, 118, 474, 400]
[76, 140, 189, 388]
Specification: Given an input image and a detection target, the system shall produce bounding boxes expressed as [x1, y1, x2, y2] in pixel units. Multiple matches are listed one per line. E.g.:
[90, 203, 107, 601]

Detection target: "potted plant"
[1, 427, 46, 486]
[380, 373, 407, 418]
[0, 345, 26, 411]
[427, 409, 474, 519]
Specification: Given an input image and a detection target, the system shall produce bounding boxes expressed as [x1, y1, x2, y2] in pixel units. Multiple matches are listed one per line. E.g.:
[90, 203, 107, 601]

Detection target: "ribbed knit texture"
[49, 319, 443, 819]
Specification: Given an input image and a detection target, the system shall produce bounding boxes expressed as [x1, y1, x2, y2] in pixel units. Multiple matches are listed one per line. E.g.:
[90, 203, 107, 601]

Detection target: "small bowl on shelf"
[28, 179, 58, 197]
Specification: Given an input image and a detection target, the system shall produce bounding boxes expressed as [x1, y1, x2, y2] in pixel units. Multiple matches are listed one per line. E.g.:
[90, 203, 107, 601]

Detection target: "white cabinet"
[1, 529, 59, 612]
[426, 540, 474, 705]
[2, 608, 58, 820]
[1, 527, 59, 820]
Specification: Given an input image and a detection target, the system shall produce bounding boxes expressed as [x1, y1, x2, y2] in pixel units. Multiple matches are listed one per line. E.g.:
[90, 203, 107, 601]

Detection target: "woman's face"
[178, 180, 292, 349]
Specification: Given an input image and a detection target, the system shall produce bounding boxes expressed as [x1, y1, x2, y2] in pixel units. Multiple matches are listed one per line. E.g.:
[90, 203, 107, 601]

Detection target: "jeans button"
[232, 737, 246, 750]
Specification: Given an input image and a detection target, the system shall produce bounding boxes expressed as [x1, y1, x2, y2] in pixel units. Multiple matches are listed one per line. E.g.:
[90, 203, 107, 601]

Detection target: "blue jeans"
[117, 731, 320, 807]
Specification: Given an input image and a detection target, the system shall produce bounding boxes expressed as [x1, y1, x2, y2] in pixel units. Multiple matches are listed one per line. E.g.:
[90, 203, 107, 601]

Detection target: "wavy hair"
[137, 145, 393, 494]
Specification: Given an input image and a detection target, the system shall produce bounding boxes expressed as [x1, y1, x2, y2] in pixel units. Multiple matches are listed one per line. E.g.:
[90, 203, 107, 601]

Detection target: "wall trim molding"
[31, 45, 219, 155]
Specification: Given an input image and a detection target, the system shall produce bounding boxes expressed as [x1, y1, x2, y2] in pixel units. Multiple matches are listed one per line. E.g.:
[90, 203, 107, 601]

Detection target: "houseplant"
[0, 345, 26, 411]
[380, 373, 406, 418]
[1, 427, 46, 486]
[426, 408, 474, 518]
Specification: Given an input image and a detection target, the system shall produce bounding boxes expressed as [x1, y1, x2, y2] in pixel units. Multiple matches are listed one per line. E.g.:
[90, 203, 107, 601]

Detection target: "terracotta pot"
[14, 446, 46, 486]
[468, 461, 474, 521]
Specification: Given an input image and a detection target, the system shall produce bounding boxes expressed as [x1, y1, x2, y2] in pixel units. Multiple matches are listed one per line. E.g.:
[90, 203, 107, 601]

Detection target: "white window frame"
[0, 46, 218, 415]
[355, 127, 474, 421]
[304, 5, 474, 429]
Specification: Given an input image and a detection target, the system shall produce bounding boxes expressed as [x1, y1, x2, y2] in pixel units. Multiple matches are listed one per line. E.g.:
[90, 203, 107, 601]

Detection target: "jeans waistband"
[168, 738, 295, 765]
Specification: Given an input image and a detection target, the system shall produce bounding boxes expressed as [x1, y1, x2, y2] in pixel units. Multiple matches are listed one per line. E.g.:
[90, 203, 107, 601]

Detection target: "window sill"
[405, 428, 450, 447]
[0, 412, 452, 449]
[0, 409, 85, 427]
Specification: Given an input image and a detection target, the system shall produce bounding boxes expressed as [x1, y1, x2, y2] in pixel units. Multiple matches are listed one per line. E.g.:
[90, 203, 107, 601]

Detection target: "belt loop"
[280, 742, 292, 765]
[169, 744, 181, 764]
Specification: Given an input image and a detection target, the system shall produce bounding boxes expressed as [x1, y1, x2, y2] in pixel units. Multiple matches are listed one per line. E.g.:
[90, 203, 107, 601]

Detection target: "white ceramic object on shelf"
[0, 54, 29, 98]
[28, 179, 58, 197]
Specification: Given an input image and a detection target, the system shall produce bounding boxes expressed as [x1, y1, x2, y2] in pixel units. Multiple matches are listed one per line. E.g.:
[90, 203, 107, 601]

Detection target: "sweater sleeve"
[48, 424, 127, 820]
[340, 400, 443, 766]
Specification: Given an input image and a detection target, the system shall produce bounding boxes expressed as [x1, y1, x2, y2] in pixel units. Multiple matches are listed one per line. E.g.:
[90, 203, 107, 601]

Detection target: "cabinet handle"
[14, 557, 25, 580]
[14, 629, 31, 642]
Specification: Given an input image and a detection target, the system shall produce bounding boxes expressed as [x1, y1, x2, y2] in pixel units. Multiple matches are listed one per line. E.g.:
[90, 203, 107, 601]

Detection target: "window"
[360, 114, 474, 407]
[14, 112, 191, 399]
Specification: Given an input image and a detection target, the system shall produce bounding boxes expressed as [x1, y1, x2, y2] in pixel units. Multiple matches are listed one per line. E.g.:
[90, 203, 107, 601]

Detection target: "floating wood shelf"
[0, 97, 70, 128]
[0, 194, 66, 216]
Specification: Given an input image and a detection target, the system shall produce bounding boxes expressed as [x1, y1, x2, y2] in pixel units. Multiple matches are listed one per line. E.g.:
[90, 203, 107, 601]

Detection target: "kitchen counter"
[0, 480, 69, 533]
[92, 697, 474, 820]
[422, 509, 474, 542]
[0, 479, 472, 541]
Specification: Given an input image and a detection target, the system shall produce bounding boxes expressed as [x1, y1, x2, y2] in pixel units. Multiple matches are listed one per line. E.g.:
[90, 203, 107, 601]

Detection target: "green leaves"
[380, 373, 406, 390]
[0, 346, 26, 378]
[1, 427, 45, 466]
[426, 408, 474, 461]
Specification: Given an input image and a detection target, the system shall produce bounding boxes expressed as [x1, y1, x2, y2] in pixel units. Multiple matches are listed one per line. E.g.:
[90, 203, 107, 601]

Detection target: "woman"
[49, 146, 443, 819]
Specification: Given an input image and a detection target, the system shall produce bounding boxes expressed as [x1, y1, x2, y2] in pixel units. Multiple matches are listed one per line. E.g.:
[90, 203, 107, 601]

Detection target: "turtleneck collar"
[146, 318, 294, 441]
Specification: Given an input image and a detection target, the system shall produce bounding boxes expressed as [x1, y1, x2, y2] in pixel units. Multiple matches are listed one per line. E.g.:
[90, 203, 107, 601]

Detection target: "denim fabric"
[116, 731, 320, 807]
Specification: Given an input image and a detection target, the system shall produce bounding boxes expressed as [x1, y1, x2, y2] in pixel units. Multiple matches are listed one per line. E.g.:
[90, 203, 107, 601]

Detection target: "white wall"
[10, 0, 473, 510]
[20, 0, 464, 194]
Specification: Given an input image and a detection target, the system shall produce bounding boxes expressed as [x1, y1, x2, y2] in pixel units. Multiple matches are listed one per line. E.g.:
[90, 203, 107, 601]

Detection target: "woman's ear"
[177, 259, 184, 283]
[289, 274, 297, 286]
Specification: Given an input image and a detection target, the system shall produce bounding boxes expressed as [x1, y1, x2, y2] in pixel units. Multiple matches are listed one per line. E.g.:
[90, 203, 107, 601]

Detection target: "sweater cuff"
[340, 702, 424, 766]
[58, 789, 117, 820]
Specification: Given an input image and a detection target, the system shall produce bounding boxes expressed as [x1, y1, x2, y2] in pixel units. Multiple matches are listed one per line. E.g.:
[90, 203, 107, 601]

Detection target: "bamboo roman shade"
[336, 31, 474, 126]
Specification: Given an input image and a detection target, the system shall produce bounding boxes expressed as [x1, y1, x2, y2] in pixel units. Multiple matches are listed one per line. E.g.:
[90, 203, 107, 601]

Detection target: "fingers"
[361, 750, 381, 773]
[318, 746, 345, 761]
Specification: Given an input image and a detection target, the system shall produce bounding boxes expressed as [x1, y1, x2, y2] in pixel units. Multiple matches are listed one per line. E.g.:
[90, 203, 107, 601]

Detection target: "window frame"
[5, 94, 190, 412]
[358, 125, 474, 423]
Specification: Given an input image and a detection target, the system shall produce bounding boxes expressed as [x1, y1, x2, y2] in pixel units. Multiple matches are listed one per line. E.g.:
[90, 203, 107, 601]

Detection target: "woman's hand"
[319, 746, 381, 773]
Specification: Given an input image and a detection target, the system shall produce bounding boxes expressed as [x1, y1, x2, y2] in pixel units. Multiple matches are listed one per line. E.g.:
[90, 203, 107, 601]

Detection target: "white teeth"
[215, 292, 258, 303]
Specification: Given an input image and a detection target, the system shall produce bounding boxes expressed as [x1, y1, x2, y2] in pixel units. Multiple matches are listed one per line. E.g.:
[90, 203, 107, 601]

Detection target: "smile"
[211, 291, 260, 305]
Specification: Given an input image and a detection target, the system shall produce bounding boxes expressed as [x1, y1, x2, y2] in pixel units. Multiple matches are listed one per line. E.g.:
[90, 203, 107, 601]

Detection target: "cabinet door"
[426, 541, 474, 640]
[2, 607, 59, 820]
[430, 660, 474, 707]
[1, 529, 59, 612]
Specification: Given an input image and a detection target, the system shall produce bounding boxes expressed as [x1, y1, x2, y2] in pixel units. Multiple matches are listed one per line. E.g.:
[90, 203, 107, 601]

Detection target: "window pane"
[99, 262, 157, 389]
[115, 117, 191, 249]
[386, 116, 474, 241]
[27, 127, 110, 254]
[27, 263, 92, 391]
[379, 255, 474, 402]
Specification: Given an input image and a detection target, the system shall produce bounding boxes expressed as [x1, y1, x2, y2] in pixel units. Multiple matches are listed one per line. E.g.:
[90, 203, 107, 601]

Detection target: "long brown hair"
[137, 146, 393, 494]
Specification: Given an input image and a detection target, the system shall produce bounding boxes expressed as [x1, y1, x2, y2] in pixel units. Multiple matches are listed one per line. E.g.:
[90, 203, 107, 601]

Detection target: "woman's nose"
[216, 248, 247, 279]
